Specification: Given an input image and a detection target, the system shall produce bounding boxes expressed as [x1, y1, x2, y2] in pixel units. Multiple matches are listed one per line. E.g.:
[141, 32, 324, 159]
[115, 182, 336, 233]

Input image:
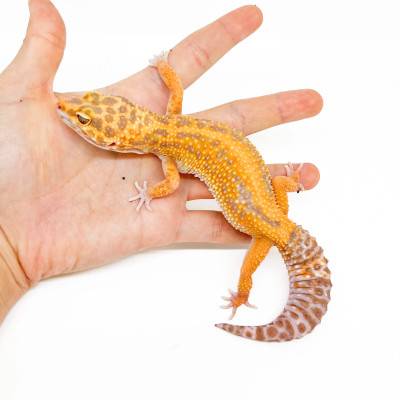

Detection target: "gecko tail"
[215, 226, 332, 342]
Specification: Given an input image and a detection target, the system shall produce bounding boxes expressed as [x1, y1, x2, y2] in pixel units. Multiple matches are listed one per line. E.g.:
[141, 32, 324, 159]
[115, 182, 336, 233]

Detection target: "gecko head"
[56, 91, 139, 151]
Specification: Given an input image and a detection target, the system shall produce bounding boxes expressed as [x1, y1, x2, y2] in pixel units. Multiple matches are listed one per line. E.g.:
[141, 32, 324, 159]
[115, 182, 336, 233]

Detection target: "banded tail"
[215, 226, 332, 342]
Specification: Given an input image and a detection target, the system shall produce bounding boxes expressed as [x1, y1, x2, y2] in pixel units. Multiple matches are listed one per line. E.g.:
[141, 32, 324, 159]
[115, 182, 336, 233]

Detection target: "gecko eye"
[76, 112, 92, 126]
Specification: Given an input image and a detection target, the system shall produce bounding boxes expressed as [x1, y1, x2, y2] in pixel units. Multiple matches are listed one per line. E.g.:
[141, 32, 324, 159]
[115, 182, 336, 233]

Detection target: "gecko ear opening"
[76, 112, 92, 126]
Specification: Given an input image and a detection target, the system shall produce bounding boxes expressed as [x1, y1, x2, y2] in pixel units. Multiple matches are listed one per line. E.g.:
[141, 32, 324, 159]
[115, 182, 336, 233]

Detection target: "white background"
[1, 0, 399, 399]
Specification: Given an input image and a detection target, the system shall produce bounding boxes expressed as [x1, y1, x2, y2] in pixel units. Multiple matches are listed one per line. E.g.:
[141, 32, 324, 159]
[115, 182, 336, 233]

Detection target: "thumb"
[2, 0, 66, 95]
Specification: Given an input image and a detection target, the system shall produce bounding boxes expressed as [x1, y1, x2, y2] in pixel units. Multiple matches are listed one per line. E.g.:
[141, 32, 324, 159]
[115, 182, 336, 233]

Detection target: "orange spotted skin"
[57, 57, 331, 342]
[58, 91, 295, 245]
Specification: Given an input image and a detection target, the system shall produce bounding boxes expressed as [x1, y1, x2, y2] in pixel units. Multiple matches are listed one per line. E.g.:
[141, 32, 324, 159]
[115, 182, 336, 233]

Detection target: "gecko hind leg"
[221, 238, 273, 319]
[150, 50, 183, 115]
[220, 163, 304, 319]
[284, 162, 305, 192]
[272, 163, 304, 215]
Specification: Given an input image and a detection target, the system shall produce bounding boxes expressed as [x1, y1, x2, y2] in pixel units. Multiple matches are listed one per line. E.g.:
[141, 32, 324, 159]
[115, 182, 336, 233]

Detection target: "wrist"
[0, 226, 30, 324]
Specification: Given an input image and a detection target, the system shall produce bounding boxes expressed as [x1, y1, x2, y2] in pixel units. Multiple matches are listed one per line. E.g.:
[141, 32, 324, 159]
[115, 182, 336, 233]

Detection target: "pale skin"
[0, 0, 322, 323]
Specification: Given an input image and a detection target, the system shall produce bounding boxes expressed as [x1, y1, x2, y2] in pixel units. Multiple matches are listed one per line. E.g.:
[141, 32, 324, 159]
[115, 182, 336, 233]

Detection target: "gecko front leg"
[129, 53, 184, 211]
[129, 157, 180, 211]
[150, 50, 183, 115]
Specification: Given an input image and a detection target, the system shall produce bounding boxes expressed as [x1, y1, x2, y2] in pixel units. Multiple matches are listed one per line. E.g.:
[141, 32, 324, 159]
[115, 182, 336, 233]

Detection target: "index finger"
[167, 5, 263, 87]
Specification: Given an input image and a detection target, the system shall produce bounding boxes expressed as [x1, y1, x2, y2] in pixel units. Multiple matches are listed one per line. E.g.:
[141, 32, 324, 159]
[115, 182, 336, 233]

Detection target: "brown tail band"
[215, 226, 332, 342]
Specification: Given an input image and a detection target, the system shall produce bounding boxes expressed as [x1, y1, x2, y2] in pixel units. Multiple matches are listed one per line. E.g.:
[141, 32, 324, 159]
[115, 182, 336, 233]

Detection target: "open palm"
[0, 0, 322, 284]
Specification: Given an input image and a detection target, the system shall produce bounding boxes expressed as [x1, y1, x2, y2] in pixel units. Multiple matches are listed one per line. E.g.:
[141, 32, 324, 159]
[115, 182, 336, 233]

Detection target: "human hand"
[0, 0, 322, 320]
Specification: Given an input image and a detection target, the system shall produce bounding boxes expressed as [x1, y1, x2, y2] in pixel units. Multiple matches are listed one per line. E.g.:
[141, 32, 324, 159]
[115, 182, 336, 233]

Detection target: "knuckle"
[216, 19, 236, 46]
[229, 101, 247, 131]
[27, 31, 65, 51]
[187, 41, 211, 70]
[210, 213, 225, 243]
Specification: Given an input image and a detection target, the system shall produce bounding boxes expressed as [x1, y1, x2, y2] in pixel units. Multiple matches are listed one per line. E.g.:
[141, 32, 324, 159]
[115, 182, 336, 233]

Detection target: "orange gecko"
[57, 52, 331, 342]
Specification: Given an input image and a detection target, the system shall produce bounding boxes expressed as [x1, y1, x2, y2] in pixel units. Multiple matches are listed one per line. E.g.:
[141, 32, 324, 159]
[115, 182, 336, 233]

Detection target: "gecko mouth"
[57, 108, 123, 151]
[57, 108, 81, 131]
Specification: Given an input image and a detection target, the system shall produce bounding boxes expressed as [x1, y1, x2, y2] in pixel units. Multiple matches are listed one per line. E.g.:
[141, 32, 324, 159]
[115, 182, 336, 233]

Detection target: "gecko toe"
[220, 288, 254, 319]
[229, 307, 238, 320]
[129, 181, 153, 211]
[149, 50, 170, 66]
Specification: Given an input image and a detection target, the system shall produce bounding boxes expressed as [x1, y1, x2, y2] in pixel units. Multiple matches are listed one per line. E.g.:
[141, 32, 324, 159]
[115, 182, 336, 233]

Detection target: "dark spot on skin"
[19, 98, 23, 103]
[106, 107, 115, 114]
[129, 110, 136, 122]
[102, 97, 118, 105]
[284, 319, 295, 338]
[119, 105, 127, 113]
[92, 118, 103, 130]
[266, 326, 278, 338]
[122, 177, 126, 180]
[297, 323, 306, 333]
[118, 116, 127, 130]
[177, 131, 202, 140]
[105, 126, 114, 137]
[311, 307, 323, 320]
[290, 311, 300, 320]
[87, 106, 103, 114]
[105, 114, 113, 123]
[255, 326, 265, 340]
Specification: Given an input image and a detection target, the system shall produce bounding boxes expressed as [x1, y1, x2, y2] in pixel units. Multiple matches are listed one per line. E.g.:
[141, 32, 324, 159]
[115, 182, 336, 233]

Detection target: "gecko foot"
[220, 289, 257, 320]
[149, 50, 170, 67]
[128, 181, 153, 211]
[284, 162, 305, 193]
